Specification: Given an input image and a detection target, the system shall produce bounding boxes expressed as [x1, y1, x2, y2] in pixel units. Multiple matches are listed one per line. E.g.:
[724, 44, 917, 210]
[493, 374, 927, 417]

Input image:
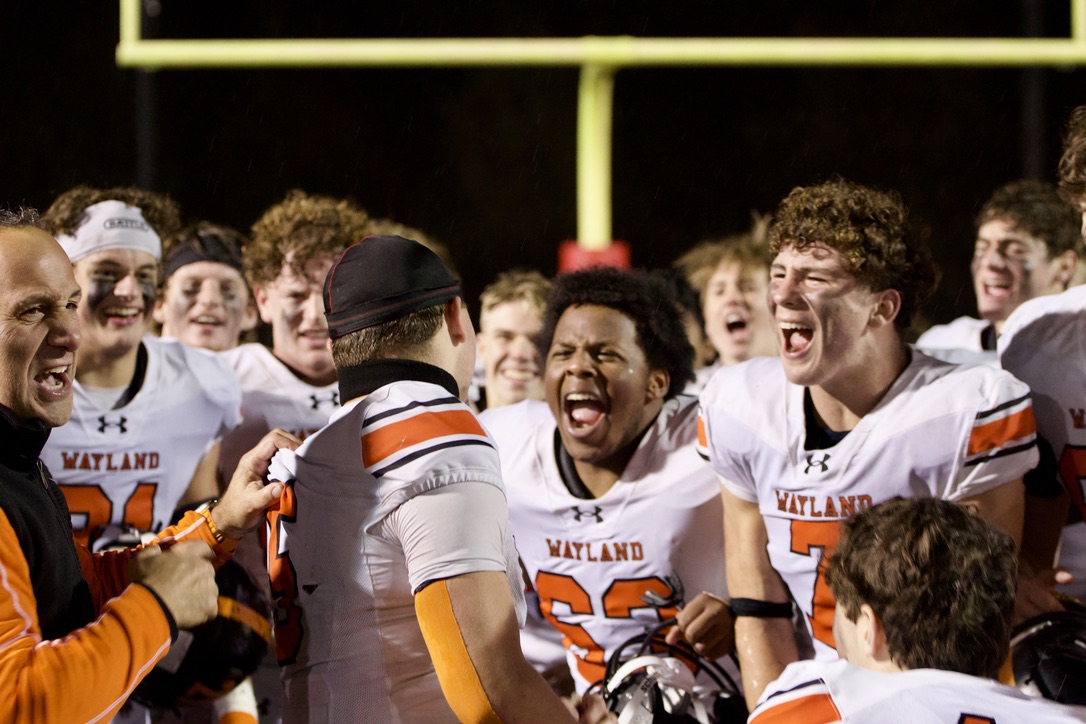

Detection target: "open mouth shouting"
[780, 321, 814, 357]
[35, 363, 74, 398]
[563, 390, 607, 439]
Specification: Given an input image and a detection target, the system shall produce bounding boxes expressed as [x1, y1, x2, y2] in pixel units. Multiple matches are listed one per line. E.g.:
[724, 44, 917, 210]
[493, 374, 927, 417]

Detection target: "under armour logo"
[310, 392, 339, 410]
[804, 454, 831, 474]
[570, 506, 604, 523]
[97, 416, 128, 433]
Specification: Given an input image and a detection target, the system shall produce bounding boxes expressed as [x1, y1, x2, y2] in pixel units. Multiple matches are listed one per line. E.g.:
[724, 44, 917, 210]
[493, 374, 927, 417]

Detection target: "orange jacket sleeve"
[78, 509, 239, 611]
[0, 509, 239, 724]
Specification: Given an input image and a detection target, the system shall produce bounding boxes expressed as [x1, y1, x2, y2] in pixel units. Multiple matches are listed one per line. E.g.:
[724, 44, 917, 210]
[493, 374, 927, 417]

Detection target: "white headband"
[55, 199, 162, 263]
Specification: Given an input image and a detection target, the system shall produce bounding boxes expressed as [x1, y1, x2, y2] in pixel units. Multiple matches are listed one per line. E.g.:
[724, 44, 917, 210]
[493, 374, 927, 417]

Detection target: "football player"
[154, 221, 258, 352]
[997, 105, 1086, 603]
[481, 267, 735, 695]
[917, 179, 1080, 365]
[265, 236, 608, 722]
[39, 186, 241, 549]
[749, 498, 1086, 723]
[672, 217, 778, 391]
[37, 187, 247, 723]
[475, 269, 551, 411]
[698, 178, 1040, 710]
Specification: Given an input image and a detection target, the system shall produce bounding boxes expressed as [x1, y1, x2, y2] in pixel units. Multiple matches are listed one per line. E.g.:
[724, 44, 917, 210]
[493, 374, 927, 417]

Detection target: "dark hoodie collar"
[0, 404, 51, 472]
[337, 359, 460, 403]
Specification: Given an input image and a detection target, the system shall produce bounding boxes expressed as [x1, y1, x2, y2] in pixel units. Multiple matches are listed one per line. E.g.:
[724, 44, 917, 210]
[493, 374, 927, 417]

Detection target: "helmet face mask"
[1010, 608, 1086, 707]
[595, 619, 747, 724]
[133, 559, 272, 709]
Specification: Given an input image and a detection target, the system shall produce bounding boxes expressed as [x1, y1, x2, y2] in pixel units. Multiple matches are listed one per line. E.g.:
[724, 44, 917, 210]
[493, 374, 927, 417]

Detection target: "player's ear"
[253, 284, 274, 324]
[645, 369, 669, 402]
[1052, 249, 1078, 290]
[444, 296, 468, 346]
[151, 295, 167, 326]
[240, 298, 259, 332]
[870, 289, 901, 328]
[858, 604, 885, 660]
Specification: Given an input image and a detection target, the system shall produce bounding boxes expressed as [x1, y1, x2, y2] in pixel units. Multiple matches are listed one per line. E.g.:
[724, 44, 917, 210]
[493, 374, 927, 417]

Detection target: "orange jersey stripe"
[362, 409, 486, 468]
[968, 407, 1036, 457]
[750, 692, 841, 724]
[697, 415, 708, 448]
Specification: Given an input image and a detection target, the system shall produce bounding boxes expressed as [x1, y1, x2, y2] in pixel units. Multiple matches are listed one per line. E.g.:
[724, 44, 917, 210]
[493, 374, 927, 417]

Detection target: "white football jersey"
[217, 343, 340, 482]
[1000, 285, 1086, 599]
[43, 337, 241, 546]
[481, 396, 728, 694]
[698, 352, 1037, 660]
[916, 316, 999, 366]
[750, 659, 1086, 723]
[266, 378, 524, 724]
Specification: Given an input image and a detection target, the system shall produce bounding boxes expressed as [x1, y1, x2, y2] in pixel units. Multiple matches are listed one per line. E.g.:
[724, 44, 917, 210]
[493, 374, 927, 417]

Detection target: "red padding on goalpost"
[557, 239, 631, 271]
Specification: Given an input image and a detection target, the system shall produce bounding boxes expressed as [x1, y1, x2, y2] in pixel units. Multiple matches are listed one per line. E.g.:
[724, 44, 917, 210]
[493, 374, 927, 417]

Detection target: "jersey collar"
[337, 359, 459, 402]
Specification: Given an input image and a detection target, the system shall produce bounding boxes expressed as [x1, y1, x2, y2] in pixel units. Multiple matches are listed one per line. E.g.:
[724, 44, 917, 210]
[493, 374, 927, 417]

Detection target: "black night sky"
[3, 1, 1085, 330]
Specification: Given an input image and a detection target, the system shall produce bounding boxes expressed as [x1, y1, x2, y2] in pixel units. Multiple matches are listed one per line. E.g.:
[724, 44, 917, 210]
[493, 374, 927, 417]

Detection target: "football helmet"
[595, 618, 747, 724]
[1009, 604, 1086, 706]
[133, 558, 272, 709]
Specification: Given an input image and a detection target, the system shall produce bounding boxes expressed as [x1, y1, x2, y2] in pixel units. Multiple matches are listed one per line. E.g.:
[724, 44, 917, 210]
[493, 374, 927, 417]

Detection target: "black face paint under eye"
[84, 278, 157, 317]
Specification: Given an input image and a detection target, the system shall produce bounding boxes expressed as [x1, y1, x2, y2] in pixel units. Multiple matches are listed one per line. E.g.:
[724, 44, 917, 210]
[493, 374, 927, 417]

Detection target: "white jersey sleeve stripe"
[366, 394, 463, 425]
[966, 397, 1037, 467]
[362, 407, 494, 475]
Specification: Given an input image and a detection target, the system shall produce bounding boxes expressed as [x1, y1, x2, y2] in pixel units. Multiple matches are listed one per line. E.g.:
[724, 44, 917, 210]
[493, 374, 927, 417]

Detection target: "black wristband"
[729, 597, 794, 619]
[137, 583, 180, 643]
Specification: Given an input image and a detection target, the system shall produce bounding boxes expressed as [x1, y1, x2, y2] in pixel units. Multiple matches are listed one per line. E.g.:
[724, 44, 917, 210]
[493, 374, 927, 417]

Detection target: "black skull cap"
[323, 235, 460, 339]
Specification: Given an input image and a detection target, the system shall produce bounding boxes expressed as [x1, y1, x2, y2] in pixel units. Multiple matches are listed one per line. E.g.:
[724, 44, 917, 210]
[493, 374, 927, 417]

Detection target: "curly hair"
[0, 207, 43, 229]
[1059, 105, 1086, 209]
[977, 179, 1082, 257]
[673, 214, 771, 303]
[538, 267, 695, 398]
[768, 178, 937, 329]
[40, 185, 181, 239]
[824, 497, 1017, 678]
[247, 190, 370, 286]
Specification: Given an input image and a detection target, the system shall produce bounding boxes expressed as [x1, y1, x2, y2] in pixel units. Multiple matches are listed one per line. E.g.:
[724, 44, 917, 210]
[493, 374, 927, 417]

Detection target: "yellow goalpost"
[116, 0, 1086, 252]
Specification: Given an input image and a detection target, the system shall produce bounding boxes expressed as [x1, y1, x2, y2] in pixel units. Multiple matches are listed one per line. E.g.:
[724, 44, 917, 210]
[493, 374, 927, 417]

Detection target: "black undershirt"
[803, 388, 850, 451]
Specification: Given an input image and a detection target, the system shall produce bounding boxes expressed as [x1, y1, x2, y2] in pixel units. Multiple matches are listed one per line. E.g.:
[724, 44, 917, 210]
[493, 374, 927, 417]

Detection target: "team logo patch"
[804, 454, 831, 474]
[570, 505, 604, 523]
[309, 392, 339, 410]
[103, 217, 151, 232]
[97, 415, 129, 433]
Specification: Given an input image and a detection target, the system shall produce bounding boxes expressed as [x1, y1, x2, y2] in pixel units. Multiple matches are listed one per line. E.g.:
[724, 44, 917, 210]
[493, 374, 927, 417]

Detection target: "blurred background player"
[673, 216, 777, 389]
[649, 267, 717, 392]
[265, 235, 607, 722]
[474, 269, 551, 411]
[481, 267, 736, 696]
[155, 221, 257, 352]
[699, 178, 1040, 710]
[748, 497, 1086, 723]
[998, 105, 1086, 605]
[918, 179, 1081, 364]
